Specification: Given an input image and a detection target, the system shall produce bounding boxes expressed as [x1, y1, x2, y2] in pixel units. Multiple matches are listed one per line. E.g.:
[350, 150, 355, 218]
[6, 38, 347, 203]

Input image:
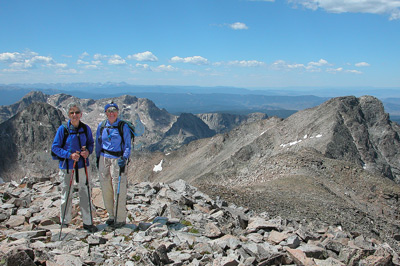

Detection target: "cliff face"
[0, 91, 49, 123]
[0, 102, 64, 180]
[280, 96, 400, 182]
[149, 113, 216, 152]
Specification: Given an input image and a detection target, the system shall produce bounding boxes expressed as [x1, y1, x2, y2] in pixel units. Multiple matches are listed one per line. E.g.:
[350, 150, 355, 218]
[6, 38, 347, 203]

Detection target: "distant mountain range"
[1, 83, 399, 122]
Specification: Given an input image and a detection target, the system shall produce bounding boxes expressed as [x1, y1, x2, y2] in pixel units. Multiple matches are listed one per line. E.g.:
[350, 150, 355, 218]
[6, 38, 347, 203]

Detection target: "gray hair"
[67, 102, 82, 112]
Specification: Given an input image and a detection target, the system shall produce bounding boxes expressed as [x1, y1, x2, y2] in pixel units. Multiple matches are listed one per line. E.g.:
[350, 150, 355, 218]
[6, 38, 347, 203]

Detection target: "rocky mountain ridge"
[0, 91, 264, 151]
[0, 91, 265, 180]
[0, 102, 65, 181]
[1, 178, 399, 265]
[127, 96, 400, 252]
[0, 93, 400, 263]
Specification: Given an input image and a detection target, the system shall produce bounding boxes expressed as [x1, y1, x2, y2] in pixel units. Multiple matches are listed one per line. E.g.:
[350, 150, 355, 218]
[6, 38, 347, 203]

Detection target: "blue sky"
[0, 0, 399, 89]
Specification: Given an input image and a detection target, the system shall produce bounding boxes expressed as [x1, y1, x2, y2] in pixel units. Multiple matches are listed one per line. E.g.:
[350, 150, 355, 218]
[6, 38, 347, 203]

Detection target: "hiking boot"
[83, 224, 98, 233]
[112, 222, 126, 229]
[106, 218, 115, 226]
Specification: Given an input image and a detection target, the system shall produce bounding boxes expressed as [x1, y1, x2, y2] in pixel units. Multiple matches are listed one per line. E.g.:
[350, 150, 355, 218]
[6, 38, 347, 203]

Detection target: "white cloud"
[288, 63, 305, 69]
[92, 60, 102, 65]
[308, 58, 329, 67]
[2, 68, 27, 73]
[92, 53, 128, 65]
[83, 65, 99, 70]
[271, 58, 336, 72]
[290, 0, 400, 20]
[77, 59, 99, 69]
[271, 60, 306, 70]
[327, 67, 344, 73]
[127, 51, 158, 62]
[229, 22, 249, 30]
[136, 63, 177, 72]
[323, 66, 363, 74]
[170, 55, 209, 65]
[227, 60, 266, 67]
[155, 65, 177, 72]
[0, 52, 20, 61]
[79, 52, 89, 59]
[93, 53, 108, 61]
[56, 68, 78, 74]
[0, 51, 58, 71]
[346, 69, 362, 74]
[305, 59, 330, 71]
[32, 56, 53, 63]
[77, 59, 90, 65]
[271, 60, 289, 70]
[10, 61, 33, 69]
[108, 55, 126, 65]
[54, 63, 67, 68]
[0, 50, 77, 75]
[355, 62, 370, 67]
[136, 63, 151, 70]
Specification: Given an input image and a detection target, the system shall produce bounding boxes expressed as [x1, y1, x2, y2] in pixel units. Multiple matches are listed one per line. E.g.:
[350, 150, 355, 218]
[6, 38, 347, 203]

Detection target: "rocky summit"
[0, 178, 399, 266]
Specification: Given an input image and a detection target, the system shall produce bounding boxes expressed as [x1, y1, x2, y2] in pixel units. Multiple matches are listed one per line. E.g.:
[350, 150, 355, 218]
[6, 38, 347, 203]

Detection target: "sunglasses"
[69, 111, 81, 115]
[106, 109, 118, 113]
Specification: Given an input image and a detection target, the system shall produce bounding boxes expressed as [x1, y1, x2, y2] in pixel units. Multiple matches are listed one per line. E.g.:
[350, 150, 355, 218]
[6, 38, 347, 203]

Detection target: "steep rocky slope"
[0, 91, 49, 123]
[149, 113, 216, 151]
[196, 112, 268, 133]
[0, 102, 64, 180]
[128, 96, 400, 250]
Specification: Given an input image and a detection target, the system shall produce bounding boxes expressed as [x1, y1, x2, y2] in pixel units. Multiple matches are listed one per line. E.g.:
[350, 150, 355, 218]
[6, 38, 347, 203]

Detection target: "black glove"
[96, 157, 99, 169]
[118, 157, 127, 168]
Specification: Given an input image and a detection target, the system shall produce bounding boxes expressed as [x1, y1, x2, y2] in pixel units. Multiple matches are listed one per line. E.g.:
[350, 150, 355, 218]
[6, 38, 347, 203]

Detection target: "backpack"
[51, 121, 89, 161]
[99, 119, 135, 152]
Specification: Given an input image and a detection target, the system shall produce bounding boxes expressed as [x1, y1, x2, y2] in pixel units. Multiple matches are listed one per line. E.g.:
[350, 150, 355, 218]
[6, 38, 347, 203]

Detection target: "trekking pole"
[114, 167, 123, 232]
[59, 159, 77, 240]
[82, 146, 93, 224]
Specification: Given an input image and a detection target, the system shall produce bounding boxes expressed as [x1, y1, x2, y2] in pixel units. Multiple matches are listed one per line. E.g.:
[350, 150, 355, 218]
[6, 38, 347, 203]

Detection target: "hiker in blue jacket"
[96, 102, 131, 228]
[51, 102, 98, 233]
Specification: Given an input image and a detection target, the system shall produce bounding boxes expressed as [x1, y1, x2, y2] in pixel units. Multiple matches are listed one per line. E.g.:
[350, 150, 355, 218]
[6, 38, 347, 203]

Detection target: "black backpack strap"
[99, 120, 107, 136]
[118, 120, 126, 147]
[61, 122, 70, 173]
[61, 122, 69, 148]
[77, 121, 89, 147]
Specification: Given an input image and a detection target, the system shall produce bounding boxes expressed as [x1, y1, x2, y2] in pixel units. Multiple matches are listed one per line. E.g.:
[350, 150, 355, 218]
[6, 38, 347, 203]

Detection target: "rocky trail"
[1, 178, 399, 266]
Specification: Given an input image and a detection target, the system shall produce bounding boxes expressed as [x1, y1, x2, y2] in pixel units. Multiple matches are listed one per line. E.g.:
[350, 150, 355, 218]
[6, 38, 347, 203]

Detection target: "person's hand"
[118, 157, 127, 168]
[80, 149, 89, 159]
[70, 151, 80, 161]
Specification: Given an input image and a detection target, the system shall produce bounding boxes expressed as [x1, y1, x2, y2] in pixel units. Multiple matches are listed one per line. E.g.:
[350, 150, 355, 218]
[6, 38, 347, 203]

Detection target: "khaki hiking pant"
[59, 167, 94, 225]
[98, 156, 127, 224]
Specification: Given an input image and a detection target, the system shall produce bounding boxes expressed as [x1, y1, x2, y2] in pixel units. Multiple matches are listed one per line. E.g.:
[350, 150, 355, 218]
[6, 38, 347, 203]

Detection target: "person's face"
[106, 107, 118, 123]
[68, 107, 82, 124]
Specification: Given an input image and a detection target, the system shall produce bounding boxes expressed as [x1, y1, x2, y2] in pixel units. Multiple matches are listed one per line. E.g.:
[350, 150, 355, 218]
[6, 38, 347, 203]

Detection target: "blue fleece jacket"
[95, 118, 131, 159]
[51, 121, 94, 169]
